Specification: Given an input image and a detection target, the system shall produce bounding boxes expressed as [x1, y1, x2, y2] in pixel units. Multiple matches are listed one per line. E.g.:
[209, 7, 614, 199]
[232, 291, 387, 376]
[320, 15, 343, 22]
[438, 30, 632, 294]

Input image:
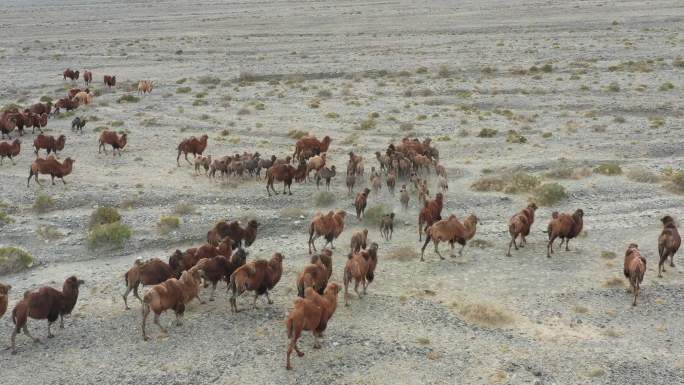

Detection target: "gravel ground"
[1, 0, 684, 384]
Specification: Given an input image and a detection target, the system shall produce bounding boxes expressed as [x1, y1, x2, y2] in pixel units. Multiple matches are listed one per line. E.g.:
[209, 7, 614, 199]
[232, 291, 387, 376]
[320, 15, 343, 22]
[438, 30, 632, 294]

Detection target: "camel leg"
[252, 293, 259, 309]
[209, 282, 217, 301]
[434, 241, 444, 260]
[547, 235, 557, 258]
[313, 332, 321, 349]
[59, 314, 65, 329]
[354, 281, 361, 298]
[47, 322, 54, 338]
[670, 253, 675, 267]
[633, 284, 639, 306]
[185, 153, 192, 165]
[507, 237, 515, 257]
[153, 313, 167, 334]
[565, 238, 571, 251]
[459, 243, 466, 256]
[133, 286, 142, 303]
[265, 290, 273, 304]
[122, 286, 132, 310]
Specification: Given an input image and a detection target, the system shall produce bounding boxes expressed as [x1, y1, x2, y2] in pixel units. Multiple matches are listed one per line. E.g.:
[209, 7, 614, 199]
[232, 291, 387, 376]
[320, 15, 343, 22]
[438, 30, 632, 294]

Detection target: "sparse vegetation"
[37, 225, 63, 241]
[601, 251, 617, 260]
[453, 301, 513, 327]
[89, 207, 122, 230]
[287, 129, 308, 139]
[158, 216, 180, 235]
[176, 86, 192, 94]
[33, 193, 55, 213]
[506, 130, 527, 144]
[174, 202, 196, 215]
[593, 163, 622, 176]
[363, 204, 391, 225]
[117, 94, 140, 103]
[313, 192, 336, 207]
[0, 246, 35, 275]
[627, 167, 661, 183]
[478, 128, 498, 138]
[386, 247, 415, 262]
[471, 172, 539, 194]
[531, 183, 567, 206]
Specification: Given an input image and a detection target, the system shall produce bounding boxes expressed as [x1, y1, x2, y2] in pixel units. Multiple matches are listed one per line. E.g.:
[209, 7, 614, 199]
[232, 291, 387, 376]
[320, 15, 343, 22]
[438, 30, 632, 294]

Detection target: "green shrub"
[158, 216, 180, 235]
[606, 82, 621, 92]
[197, 76, 221, 85]
[176, 78, 187, 84]
[358, 118, 376, 130]
[176, 86, 192, 94]
[174, 202, 196, 215]
[33, 194, 55, 213]
[478, 128, 498, 138]
[659, 82, 675, 91]
[471, 176, 506, 192]
[40, 95, 52, 103]
[667, 170, 684, 193]
[594, 163, 622, 176]
[531, 183, 567, 206]
[117, 94, 140, 104]
[541, 63, 553, 73]
[626, 167, 661, 183]
[89, 207, 122, 230]
[287, 129, 308, 139]
[506, 130, 527, 144]
[364, 204, 391, 225]
[87, 222, 132, 249]
[0, 247, 35, 275]
[505, 173, 541, 193]
[37, 225, 63, 241]
[313, 192, 336, 207]
[438, 64, 451, 78]
[325, 112, 340, 119]
[0, 202, 12, 224]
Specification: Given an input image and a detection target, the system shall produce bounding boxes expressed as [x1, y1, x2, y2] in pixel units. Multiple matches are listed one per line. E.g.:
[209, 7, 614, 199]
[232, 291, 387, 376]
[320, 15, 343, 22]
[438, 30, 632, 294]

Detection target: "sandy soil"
[1, 0, 683, 384]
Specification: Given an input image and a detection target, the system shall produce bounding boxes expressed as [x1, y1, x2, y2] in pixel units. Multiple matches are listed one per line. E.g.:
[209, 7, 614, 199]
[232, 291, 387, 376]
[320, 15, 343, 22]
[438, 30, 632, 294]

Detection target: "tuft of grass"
[176, 86, 192, 94]
[471, 176, 506, 192]
[505, 173, 540, 193]
[665, 170, 684, 194]
[506, 130, 527, 144]
[606, 82, 621, 92]
[0, 202, 12, 224]
[37, 225, 63, 241]
[364, 204, 391, 225]
[453, 302, 513, 327]
[40, 95, 52, 103]
[313, 192, 336, 207]
[478, 128, 498, 138]
[603, 277, 625, 288]
[385, 247, 415, 262]
[594, 163, 622, 176]
[399, 122, 414, 131]
[325, 112, 340, 119]
[357, 118, 376, 130]
[469, 239, 494, 249]
[531, 183, 567, 206]
[158, 216, 180, 235]
[627, 167, 661, 183]
[437, 64, 451, 78]
[416, 337, 430, 345]
[573, 305, 589, 314]
[287, 129, 308, 139]
[197, 76, 221, 85]
[659, 82, 674, 91]
[587, 368, 605, 378]
[173, 202, 196, 216]
[117, 94, 140, 103]
[436, 135, 450, 142]
[317, 89, 333, 98]
[176, 78, 187, 84]
[110, 120, 124, 127]
[601, 251, 617, 260]
[0, 247, 35, 274]
[280, 207, 307, 218]
[88, 222, 132, 249]
[89, 207, 122, 230]
[33, 193, 55, 213]
[237, 107, 250, 115]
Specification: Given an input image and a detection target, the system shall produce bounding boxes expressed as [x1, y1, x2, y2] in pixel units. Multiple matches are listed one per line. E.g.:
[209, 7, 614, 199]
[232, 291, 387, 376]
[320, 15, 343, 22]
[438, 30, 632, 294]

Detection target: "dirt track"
[1, 1, 683, 384]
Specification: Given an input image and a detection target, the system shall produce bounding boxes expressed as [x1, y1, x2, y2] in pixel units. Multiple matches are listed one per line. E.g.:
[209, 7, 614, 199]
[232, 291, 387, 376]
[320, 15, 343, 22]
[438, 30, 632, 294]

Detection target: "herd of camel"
[0, 68, 681, 369]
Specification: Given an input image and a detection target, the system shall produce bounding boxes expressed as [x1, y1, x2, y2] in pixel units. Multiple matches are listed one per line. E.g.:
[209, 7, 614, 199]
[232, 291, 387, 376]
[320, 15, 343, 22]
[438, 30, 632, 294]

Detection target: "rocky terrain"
[1, 0, 683, 384]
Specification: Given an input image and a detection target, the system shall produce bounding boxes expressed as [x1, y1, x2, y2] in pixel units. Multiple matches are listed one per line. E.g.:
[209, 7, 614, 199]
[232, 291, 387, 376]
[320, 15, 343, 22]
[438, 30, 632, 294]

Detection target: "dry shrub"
[385, 246, 415, 262]
[0, 247, 35, 274]
[453, 301, 513, 327]
[603, 277, 625, 288]
[626, 167, 661, 183]
[594, 163, 622, 176]
[280, 207, 307, 218]
[287, 129, 308, 139]
[364, 204, 391, 225]
[601, 251, 617, 260]
[531, 183, 567, 206]
[313, 192, 335, 207]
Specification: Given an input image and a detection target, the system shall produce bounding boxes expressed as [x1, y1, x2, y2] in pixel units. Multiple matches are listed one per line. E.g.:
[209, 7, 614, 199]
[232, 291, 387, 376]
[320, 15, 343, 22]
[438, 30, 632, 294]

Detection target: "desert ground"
[1, 0, 683, 384]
